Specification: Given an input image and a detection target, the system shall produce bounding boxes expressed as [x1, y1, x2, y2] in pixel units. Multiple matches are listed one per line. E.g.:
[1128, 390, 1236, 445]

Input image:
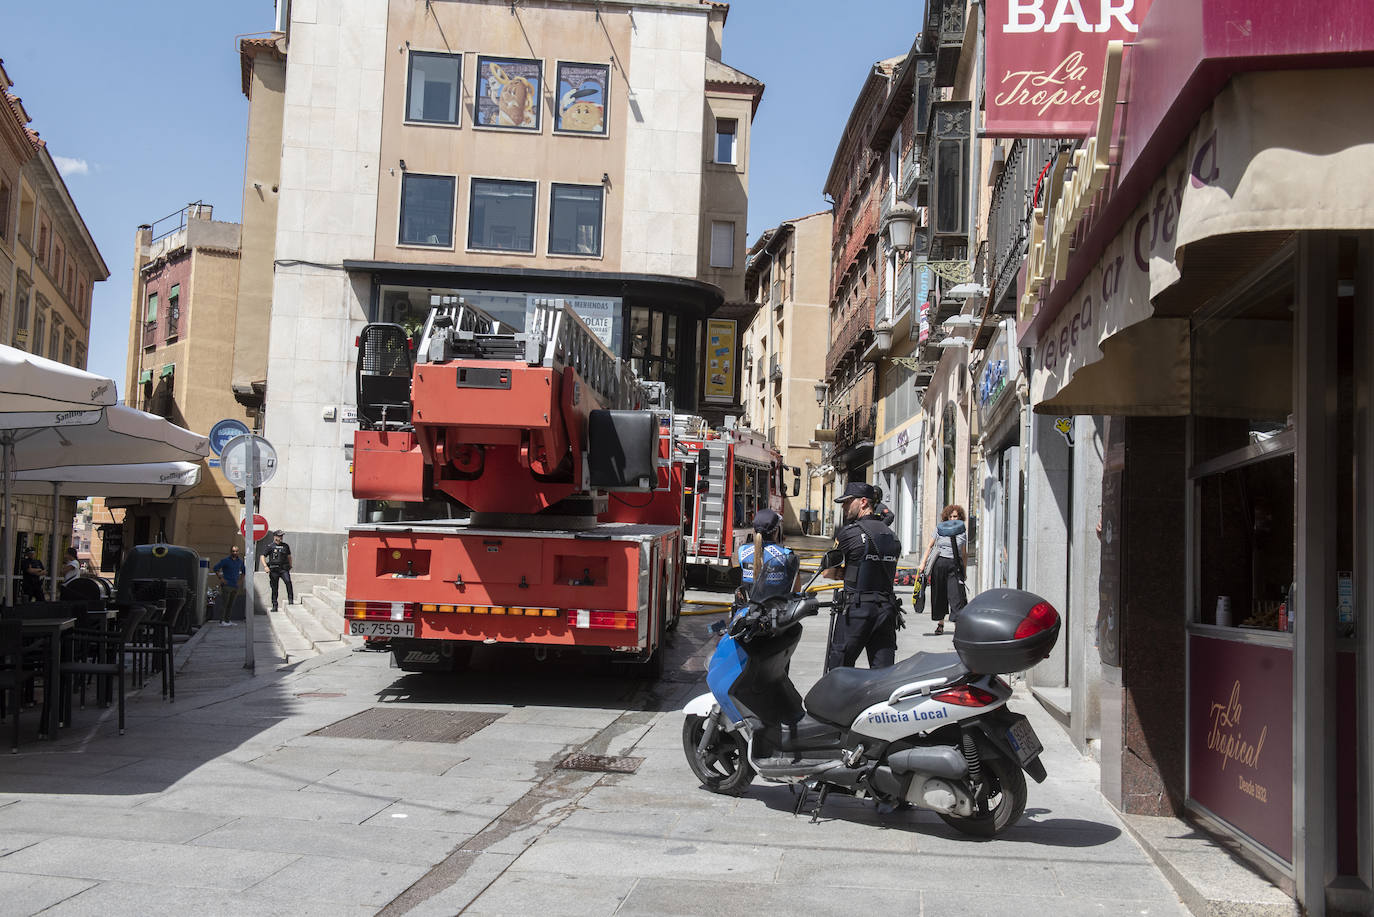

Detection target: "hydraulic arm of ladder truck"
[344, 299, 684, 674]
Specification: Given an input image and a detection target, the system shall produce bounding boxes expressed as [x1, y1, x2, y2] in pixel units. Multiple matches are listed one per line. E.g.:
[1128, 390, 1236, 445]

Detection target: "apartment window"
[406, 51, 461, 125]
[0, 179, 10, 240]
[146, 291, 159, 323]
[710, 220, 735, 268]
[468, 178, 535, 253]
[49, 324, 60, 360]
[714, 118, 737, 164]
[398, 173, 456, 247]
[75, 343, 86, 369]
[62, 332, 73, 366]
[32, 312, 44, 355]
[548, 184, 603, 256]
[38, 223, 48, 263]
[167, 283, 181, 339]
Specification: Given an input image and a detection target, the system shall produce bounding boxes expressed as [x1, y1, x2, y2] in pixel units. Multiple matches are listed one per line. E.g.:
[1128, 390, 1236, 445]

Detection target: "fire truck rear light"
[468, 605, 485, 614]
[421, 603, 438, 612]
[344, 600, 415, 622]
[489, 606, 506, 615]
[540, 607, 558, 617]
[571, 610, 637, 630]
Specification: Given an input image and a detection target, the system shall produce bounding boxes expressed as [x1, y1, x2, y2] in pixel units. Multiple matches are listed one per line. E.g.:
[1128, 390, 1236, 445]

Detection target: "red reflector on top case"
[1013, 602, 1059, 639]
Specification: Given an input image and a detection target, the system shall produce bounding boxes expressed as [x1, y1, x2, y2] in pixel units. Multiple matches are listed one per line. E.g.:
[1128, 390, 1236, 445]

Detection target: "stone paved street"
[0, 582, 1190, 916]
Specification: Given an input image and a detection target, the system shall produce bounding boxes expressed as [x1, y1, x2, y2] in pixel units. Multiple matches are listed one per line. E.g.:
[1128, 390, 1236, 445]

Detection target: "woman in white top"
[919, 504, 968, 635]
[61, 547, 82, 585]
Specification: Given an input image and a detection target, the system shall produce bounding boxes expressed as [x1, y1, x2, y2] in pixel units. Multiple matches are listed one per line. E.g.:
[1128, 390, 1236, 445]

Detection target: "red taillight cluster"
[569, 610, 639, 630]
[1014, 601, 1059, 639]
[933, 685, 998, 707]
[344, 600, 415, 622]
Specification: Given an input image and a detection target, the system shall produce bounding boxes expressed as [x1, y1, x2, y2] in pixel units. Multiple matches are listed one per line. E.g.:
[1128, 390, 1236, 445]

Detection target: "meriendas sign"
[985, 0, 1151, 136]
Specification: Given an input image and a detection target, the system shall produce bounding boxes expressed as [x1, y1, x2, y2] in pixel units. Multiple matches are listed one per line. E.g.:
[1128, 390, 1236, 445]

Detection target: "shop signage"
[703, 319, 738, 404]
[1029, 68, 1374, 414]
[896, 429, 910, 453]
[1188, 635, 1293, 863]
[1019, 40, 1122, 320]
[985, 0, 1148, 137]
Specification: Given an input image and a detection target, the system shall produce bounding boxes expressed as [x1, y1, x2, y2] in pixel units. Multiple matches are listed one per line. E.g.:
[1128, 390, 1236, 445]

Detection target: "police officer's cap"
[751, 508, 783, 534]
[834, 481, 876, 504]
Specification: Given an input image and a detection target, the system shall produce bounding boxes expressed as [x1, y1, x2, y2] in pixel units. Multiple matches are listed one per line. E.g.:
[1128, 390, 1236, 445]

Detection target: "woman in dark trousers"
[919, 504, 968, 635]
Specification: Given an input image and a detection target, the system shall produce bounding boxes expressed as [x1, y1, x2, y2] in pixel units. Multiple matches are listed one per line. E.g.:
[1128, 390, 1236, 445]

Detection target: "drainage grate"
[295, 692, 346, 698]
[556, 753, 644, 774]
[310, 708, 503, 743]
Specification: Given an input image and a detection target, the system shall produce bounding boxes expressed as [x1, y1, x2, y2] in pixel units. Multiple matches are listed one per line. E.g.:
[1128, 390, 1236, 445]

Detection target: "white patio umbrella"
[2, 401, 210, 605]
[1, 345, 120, 606]
[7, 462, 202, 599]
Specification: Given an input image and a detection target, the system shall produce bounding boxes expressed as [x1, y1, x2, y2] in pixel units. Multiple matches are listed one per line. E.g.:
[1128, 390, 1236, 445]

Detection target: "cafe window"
[405, 51, 462, 125]
[628, 305, 678, 384]
[398, 173, 456, 248]
[468, 178, 535, 253]
[547, 184, 603, 256]
[1189, 254, 1295, 631]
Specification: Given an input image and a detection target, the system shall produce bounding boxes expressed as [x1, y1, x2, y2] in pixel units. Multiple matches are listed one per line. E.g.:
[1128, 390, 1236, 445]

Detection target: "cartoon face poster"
[476, 56, 542, 130]
[555, 61, 609, 135]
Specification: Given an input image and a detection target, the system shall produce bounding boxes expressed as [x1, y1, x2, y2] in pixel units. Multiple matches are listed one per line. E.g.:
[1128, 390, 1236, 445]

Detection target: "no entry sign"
[240, 513, 269, 541]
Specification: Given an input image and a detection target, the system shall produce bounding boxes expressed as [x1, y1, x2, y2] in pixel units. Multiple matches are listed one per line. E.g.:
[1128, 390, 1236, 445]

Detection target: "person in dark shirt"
[264, 531, 294, 611]
[821, 481, 902, 671]
[212, 545, 246, 623]
[20, 547, 45, 602]
[871, 485, 896, 527]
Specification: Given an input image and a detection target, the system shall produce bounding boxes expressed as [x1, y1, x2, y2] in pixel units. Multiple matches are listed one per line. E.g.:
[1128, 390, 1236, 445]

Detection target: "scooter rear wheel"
[682, 714, 755, 795]
[937, 753, 1027, 837]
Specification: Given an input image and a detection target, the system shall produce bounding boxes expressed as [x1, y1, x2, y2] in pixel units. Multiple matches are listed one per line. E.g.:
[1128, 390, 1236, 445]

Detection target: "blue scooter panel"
[706, 631, 749, 725]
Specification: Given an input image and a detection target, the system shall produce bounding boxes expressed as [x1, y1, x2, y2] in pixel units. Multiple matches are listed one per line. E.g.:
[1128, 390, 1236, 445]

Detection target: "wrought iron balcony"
[926, 0, 966, 87]
[987, 137, 1063, 313]
[826, 294, 875, 378]
[769, 355, 782, 382]
[834, 404, 877, 455]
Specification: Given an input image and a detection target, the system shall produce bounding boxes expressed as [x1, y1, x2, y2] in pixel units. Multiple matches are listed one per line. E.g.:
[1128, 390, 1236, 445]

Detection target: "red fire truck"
[345, 299, 683, 675]
[674, 416, 799, 581]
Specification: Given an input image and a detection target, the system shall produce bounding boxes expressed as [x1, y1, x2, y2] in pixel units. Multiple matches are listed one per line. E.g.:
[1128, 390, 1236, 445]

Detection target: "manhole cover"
[556, 753, 644, 774]
[310, 708, 502, 743]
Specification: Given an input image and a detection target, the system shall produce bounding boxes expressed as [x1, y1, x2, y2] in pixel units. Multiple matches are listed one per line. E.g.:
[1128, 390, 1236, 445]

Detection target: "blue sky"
[5, 0, 922, 393]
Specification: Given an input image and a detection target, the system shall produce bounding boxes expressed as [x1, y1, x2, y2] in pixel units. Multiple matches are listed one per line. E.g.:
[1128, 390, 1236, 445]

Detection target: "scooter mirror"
[821, 548, 843, 569]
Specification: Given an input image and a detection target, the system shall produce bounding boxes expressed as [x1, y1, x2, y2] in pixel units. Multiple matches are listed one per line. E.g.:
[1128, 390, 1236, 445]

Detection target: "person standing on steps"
[264, 530, 294, 612]
[919, 504, 968, 635]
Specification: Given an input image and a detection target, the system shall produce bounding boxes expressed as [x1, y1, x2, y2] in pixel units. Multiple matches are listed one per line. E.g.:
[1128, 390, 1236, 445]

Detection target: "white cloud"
[53, 156, 90, 177]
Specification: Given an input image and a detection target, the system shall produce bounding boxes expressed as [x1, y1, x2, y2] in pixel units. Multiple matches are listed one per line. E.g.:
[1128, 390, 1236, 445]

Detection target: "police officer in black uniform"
[822, 481, 903, 672]
[871, 485, 896, 527]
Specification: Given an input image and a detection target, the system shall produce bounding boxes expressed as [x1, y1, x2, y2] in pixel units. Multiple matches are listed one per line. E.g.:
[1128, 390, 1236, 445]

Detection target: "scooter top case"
[952, 589, 1060, 674]
[803, 652, 967, 727]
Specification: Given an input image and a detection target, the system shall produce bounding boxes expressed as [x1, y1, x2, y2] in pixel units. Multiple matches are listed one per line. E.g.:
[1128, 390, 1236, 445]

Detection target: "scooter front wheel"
[682, 714, 755, 795]
[938, 752, 1027, 837]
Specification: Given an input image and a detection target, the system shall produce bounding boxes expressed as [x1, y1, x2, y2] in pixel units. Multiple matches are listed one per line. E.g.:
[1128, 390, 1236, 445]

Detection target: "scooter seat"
[804, 651, 967, 727]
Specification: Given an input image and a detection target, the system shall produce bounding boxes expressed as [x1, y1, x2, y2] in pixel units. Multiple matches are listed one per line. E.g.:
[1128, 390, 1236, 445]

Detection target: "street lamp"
[941, 313, 981, 335]
[883, 200, 917, 253]
[935, 335, 973, 349]
[813, 382, 828, 406]
[873, 321, 894, 354]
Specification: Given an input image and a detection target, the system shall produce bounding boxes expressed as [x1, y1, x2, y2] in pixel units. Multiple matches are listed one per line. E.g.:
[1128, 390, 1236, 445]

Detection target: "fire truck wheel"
[667, 547, 686, 632]
[612, 646, 664, 680]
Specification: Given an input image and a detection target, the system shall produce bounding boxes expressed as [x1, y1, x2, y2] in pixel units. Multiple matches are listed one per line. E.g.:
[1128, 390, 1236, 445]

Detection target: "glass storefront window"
[1191, 258, 1294, 465]
[628, 305, 677, 385]
[1196, 454, 1295, 629]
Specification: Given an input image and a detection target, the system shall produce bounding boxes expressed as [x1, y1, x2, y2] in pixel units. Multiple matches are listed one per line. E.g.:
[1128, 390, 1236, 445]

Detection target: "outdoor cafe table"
[17, 615, 74, 738]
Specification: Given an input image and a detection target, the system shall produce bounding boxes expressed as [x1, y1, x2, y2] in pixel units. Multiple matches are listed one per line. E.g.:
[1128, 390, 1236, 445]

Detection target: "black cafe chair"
[60, 605, 148, 736]
[0, 619, 43, 753]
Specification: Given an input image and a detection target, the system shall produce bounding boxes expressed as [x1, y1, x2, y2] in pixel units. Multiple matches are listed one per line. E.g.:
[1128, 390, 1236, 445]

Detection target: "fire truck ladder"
[416, 297, 643, 411]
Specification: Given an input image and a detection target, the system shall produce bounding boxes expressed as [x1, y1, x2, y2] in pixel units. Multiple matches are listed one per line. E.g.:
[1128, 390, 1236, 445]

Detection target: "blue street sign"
[209, 418, 252, 456]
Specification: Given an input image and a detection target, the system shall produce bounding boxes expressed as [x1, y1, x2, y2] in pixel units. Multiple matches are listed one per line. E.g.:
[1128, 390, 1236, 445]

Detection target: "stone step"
[263, 608, 316, 661]
[316, 586, 344, 608]
[303, 594, 345, 633]
[327, 576, 346, 595]
[282, 602, 348, 654]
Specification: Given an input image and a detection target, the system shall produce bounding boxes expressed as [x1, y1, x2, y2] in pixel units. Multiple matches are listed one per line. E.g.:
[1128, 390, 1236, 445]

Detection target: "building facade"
[741, 210, 831, 534]
[818, 56, 903, 529]
[1, 58, 108, 569]
[121, 203, 250, 557]
[241, 0, 761, 572]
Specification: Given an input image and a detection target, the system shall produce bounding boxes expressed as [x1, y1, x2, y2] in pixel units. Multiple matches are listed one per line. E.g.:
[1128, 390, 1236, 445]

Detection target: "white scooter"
[682, 553, 1060, 836]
